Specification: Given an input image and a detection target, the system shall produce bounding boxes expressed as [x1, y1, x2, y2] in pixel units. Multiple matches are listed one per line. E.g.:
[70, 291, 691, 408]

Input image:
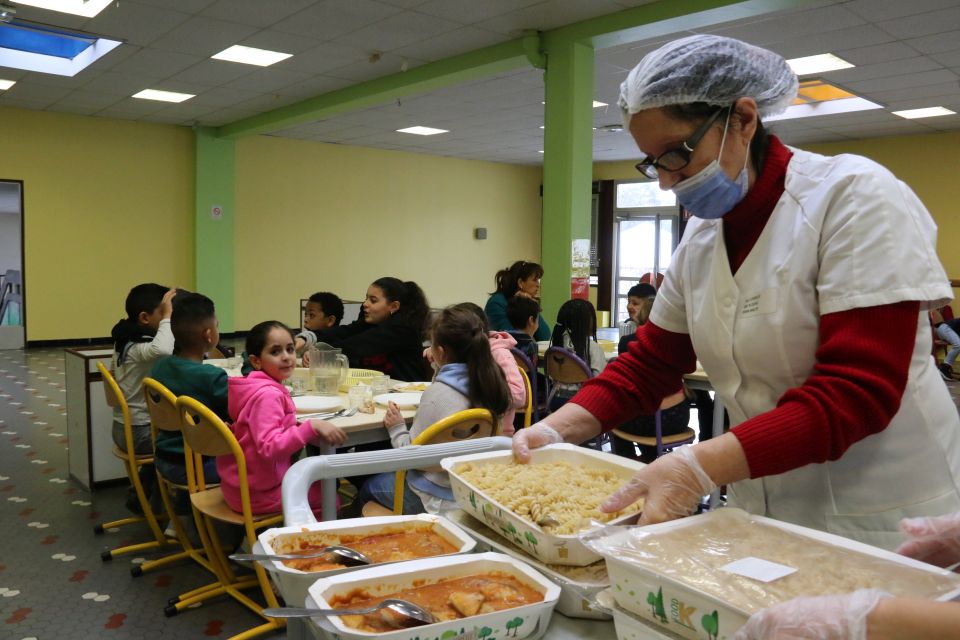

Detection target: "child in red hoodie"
[219, 321, 346, 515]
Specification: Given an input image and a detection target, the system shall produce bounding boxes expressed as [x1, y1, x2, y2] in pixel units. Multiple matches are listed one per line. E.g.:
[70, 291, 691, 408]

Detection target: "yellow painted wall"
[234, 136, 543, 330]
[593, 131, 960, 279]
[0, 107, 194, 341]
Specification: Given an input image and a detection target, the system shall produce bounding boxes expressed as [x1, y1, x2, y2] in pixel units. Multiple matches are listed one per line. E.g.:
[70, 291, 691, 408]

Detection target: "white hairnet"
[618, 34, 798, 120]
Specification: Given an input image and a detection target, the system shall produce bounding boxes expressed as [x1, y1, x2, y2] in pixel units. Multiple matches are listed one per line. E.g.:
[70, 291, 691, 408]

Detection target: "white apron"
[650, 147, 960, 549]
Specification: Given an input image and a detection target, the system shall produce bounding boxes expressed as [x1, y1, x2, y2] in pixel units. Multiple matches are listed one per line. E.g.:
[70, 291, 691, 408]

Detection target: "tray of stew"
[307, 552, 560, 640]
[258, 514, 476, 608]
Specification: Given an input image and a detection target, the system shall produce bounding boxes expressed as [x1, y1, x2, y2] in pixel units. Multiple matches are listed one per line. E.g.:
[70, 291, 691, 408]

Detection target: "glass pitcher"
[307, 346, 349, 396]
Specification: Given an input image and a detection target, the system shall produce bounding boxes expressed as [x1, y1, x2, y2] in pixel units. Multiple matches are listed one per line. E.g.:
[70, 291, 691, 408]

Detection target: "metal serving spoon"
[230, 545, 372, 566]
[262, 598, 437, 627]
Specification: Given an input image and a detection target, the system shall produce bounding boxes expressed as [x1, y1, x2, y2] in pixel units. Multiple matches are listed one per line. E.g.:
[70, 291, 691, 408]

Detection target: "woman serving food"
[514, 34, 960, 550]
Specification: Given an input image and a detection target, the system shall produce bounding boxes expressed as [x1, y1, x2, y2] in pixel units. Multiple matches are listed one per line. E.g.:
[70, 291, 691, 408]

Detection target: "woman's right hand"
[512, 422, 563, 463]
[600, 446, 715, 523]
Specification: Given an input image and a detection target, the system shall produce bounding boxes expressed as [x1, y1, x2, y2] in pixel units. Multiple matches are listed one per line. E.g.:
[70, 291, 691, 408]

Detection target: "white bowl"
[292, 395, 343, 413]
[258, 514, 476, 608]
[307, 552, 561, 640]
[374, 392, 421, 409]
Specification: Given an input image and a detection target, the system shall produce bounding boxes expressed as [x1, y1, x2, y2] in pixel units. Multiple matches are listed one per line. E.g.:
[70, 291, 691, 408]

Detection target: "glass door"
[612, 180, 678, 324]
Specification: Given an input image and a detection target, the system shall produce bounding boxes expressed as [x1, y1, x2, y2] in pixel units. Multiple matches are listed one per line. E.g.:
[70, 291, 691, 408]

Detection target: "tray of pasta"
[441, 444, 644, 566]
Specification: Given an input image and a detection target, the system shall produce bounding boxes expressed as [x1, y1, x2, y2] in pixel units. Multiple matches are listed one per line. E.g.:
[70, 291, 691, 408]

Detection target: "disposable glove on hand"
[600, 446, 714, 522]
[734, 589, 890, 640]
[511, 422, 563, 463]
[895, 511, 960, 569]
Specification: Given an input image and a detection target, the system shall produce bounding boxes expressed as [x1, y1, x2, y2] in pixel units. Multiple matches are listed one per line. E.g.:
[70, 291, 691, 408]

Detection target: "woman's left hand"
[383, 401, 404, 428]
[600, 446, 715, 523]
[734, 589, 890, 640]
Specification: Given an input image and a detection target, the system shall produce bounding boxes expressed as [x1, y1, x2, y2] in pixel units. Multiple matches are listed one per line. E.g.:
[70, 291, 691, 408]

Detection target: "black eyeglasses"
[634, 107, 727, 180]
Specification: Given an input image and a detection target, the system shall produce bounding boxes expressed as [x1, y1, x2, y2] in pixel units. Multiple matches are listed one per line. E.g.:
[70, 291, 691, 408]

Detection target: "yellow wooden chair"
[175, 395, 284, 639]
[517, 367, 533, 429]
[142, 378, 224, 611]
[362, 408, 497, 517]
[94, 362, 180, 567]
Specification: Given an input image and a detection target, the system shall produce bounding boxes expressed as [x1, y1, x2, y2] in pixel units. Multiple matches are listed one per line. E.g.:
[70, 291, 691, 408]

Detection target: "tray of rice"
[257, 514, 475, 608]
[306, 552, 560, 640]
[447, 510, 611, 620]
[441, 444, 644, 566]
[584, 508, 960, 640]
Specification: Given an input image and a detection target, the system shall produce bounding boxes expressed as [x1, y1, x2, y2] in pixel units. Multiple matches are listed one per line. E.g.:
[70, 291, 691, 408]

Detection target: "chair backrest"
[510, 347, 538, 424]
[143, 377, 180, 443]
[97, 362, 132, 450]
[176, 395, 241, 495]
[543, 346, 592, 384]
[516, 367, 532, 429]
[392, 408, 497, 514]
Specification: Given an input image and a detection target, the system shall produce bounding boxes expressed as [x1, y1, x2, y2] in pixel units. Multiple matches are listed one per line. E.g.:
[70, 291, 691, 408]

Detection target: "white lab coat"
[651, 147, 960, 549]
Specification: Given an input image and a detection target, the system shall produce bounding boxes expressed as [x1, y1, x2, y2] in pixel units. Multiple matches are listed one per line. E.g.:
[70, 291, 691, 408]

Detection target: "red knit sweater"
[574, 137, 918, 478]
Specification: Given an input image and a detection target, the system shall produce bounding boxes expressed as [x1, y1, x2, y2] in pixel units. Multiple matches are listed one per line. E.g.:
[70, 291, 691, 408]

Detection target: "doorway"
[0, 180, 24, 349]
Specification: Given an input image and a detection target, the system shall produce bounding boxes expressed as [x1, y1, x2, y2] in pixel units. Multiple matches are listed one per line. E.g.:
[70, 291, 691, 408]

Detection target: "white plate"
[390, 381, 431, 392]
[374, 392, 421, 408]
[292, 395, 342, 413]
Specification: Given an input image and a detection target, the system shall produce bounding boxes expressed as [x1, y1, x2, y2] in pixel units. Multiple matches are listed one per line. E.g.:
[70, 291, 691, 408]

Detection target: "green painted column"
[540, 40, 595, 323]
[194, 126, 236, 332]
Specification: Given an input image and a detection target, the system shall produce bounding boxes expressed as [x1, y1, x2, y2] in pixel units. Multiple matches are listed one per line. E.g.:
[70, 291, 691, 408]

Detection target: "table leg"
[709, 393, 725, 509]
[320, 443, 337, 521]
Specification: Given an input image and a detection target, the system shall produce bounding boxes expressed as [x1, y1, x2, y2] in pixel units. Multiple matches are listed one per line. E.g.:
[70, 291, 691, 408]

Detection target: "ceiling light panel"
[892, 107, 956, 119]
[593, 100, 607, 108]
[12, 1, 113, 18]
[132, 88, 195, 103]
[0, 78, 14, 90]
[787, 53, 854, 76]
[211, 45, 292, 67]
[397, 126, 448, 135]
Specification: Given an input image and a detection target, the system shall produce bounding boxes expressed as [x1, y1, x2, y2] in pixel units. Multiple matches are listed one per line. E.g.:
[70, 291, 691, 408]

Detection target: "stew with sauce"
[331, 573, 543, 632]
[280, 527, 459, 572]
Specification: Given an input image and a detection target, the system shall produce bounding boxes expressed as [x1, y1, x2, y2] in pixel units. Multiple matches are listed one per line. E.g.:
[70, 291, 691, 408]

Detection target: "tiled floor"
[0, 347, 280, 639]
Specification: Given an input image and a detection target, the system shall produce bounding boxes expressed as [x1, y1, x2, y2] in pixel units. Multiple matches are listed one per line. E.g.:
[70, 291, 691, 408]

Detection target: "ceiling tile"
[835, 42, 919, 66]
[195, 106, 260, 125]
[95, 98, 170, 118]
[224, 67, 314, 93]
[234, 30, 322, 55]
[4, 82, 73, 102]
[166, 59, 256, 86]
[190, 86, 263, 107]
[87, 3, 194, 47]
[414, 0, 543, 24]
[762, 24, 895, 60]
[325, 52, 424, 83]
[867, 81, 960, 104]
[906, 30, 960, 55]
[79, 70, 164, 96]
[271, 0, 404, 39]
[270, 41, 369, 75]
[930, 49, 960, 68]
[391, 26, 506, 62]
[844, 0, 960, 22]
[274, 75, 354, 99]
[132, 0, 217, 12]
[827, 57, 943, 84]
[845, 69, 957, 94]
[876, 6, 960, 39]
[200, 0, 319, 27]
[108, 47, 205, 78]
[50, 103, 102, 116]
[149, 16, 260, 57]
[476, 0, 627, 35]
[706, 4, 866, 46]
[53, 89, 128, 110]
[0, 95, 59, 110]
[332, 10, 462, 51]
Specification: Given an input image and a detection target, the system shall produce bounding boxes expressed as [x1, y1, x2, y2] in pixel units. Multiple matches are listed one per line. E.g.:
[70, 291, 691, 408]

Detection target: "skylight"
[0, 20, 121, 76]
[212, 45, 292, 67]
[11, 1, 114, 18]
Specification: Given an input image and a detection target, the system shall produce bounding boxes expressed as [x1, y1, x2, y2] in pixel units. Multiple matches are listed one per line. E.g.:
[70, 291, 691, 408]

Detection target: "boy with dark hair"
[295, 291, 345, 353]
[506, 295, 540, 363]
[150, 292, 226, 486]
[619, 282, 658, 340]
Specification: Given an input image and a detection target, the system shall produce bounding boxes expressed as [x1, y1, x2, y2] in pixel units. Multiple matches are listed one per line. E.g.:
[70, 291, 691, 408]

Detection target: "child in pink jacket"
[219, 321, 346, 515]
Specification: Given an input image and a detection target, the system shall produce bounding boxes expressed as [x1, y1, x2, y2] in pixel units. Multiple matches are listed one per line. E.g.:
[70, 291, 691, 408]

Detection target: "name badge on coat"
[741, 289, 778, 317]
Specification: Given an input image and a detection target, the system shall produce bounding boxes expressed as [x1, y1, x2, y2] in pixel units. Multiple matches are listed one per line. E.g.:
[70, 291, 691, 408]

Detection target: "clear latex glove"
[600, 446, 714, 522]
[734, 589, 891, 640]
[512, 422, 563, 463]
[895, 511, 960, 568]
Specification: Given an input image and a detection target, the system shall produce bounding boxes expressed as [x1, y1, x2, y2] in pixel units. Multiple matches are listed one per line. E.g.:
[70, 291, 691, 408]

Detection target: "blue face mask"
[672, 114, 749, 220]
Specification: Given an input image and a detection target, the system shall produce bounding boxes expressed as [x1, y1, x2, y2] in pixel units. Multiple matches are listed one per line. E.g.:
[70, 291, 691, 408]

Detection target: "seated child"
[358, 306, 512, 515]
[450, 302, 524, 437]
[618, 282, 658, 341]
[506, 295, 540, 364]
[294, 291, 345, 354]
[150, 292, 228, 486]
[220, 321, 345, 515]
[110, 283, 176, 455]
[549, 299, 607, 412]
